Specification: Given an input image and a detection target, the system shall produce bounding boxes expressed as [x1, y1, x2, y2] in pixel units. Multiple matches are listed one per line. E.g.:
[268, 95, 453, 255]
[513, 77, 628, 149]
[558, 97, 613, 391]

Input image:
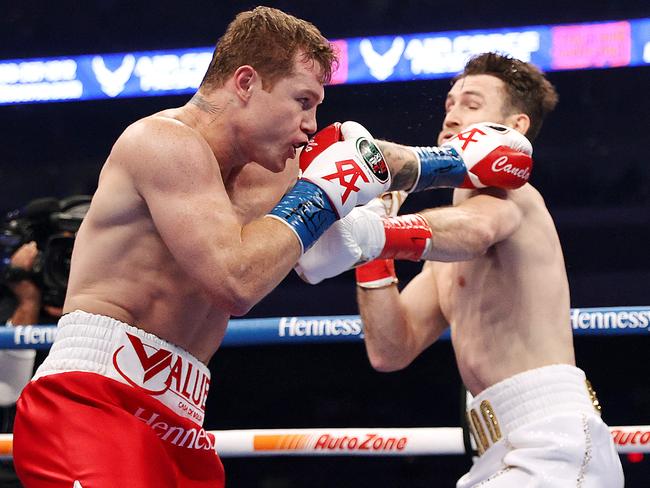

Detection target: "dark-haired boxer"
[298, 53, 624, 487]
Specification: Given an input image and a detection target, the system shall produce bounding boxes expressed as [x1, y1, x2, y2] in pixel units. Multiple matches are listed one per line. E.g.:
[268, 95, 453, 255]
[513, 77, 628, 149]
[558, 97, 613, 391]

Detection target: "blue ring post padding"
[1, 307, 648, 350]
[412, 146, 466, 192]
[268, 179, 338, 252]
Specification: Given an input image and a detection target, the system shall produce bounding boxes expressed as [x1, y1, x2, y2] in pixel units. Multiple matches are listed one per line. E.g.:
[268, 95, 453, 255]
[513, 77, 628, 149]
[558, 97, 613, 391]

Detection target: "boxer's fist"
[295, 205, 384, 284]
[269, 123, 391, 253]
[340, 121, 373, 141]
[443, 122, 532, 189]
[300, 132, 391, 218]
[296, 191, 407, 284]
[299, 121, 375, 172]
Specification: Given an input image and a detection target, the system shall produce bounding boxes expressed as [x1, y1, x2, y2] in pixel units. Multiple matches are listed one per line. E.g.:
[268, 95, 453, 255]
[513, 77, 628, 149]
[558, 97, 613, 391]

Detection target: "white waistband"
[467, 364, 599, 454]
[34, 310, 211, 426]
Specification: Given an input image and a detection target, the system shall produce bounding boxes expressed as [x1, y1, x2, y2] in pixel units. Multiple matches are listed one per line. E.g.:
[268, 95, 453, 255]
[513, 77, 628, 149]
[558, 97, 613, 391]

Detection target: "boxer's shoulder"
[107, 114, 215, 180]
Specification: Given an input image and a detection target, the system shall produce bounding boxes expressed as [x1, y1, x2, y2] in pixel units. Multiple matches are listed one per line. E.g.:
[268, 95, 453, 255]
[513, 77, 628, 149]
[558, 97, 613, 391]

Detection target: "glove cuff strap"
[378, 214, 432, 261]
[267, 179, 338, 253]
[355, 259, 398, 289]
[409, 146, 466, 192]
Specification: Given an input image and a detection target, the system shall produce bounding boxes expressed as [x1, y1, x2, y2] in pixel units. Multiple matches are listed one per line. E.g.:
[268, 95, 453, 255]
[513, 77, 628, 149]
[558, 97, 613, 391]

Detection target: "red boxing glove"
[444, 123, 533, 190]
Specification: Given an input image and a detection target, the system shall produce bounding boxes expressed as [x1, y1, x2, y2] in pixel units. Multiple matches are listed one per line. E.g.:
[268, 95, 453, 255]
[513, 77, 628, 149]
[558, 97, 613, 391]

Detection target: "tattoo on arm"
[377, 141, 420, 191]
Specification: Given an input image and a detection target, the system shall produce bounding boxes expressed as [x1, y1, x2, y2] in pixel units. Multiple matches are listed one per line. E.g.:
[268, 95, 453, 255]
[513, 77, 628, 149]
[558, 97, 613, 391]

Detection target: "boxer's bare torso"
[64, 109, 298, 363]
[360, 72, 574, 395]
[434, 185, 574, 394]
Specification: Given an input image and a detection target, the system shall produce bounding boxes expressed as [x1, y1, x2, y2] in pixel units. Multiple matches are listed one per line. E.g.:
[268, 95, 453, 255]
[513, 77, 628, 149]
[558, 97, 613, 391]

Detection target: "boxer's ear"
[504, 113, 530, 136]
[234, 66, 258, 101]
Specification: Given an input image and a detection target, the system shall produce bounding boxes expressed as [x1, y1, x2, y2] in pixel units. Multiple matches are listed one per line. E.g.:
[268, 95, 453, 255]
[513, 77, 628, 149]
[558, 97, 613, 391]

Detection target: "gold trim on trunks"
[480, 400, 502, 443]
[468, 409, 489, 454]
[585, 379, 602, 414]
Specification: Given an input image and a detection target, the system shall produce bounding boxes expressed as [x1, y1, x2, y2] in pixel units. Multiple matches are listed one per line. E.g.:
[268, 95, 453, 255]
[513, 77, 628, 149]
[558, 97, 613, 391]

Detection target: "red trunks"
[13, 311, 225, 487]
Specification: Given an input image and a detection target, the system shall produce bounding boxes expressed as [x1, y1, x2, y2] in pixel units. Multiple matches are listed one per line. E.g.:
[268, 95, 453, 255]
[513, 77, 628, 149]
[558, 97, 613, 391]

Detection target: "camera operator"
[0, 196, 88, 486]
[0, 242, 62, 486]
[1, 242, 62, 421]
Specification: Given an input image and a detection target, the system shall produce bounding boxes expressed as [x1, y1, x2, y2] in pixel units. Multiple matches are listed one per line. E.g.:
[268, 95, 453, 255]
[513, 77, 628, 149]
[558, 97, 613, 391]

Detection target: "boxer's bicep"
[124, 126, 299, 314]
[123, 126, 245, 290]
[454, 192, 523, 244]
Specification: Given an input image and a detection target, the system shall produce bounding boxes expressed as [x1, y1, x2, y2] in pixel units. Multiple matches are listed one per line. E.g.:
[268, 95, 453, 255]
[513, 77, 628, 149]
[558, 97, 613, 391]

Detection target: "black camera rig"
[0, 195, 91, 307]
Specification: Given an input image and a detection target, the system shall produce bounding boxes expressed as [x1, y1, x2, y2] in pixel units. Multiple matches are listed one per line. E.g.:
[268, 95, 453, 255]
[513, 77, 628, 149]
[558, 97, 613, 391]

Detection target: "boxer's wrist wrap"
[378, 214, 432, 261]
[356, 259, 398, 289]
[268, 179, 338, 254]
[409, 146, 467, 192]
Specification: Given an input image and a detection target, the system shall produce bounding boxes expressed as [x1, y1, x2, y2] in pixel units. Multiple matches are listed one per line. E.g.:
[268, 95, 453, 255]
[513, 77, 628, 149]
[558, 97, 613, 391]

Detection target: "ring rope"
[1, 307, 647, 461]
[1, 306, 648, 350]
[1, 425, 648, 460]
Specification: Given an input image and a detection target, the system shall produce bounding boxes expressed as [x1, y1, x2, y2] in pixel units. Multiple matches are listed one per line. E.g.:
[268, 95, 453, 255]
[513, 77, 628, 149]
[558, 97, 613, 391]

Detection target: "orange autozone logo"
[254, 433, 407, 452]
[254, 434, 312, 451]
[0, 437, 11, 457]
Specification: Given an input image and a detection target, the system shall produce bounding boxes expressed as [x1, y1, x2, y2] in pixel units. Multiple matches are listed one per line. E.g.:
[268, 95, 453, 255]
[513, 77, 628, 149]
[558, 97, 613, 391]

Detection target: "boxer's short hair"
[200, 6, 337, 90]
[454, 53, 558, 141]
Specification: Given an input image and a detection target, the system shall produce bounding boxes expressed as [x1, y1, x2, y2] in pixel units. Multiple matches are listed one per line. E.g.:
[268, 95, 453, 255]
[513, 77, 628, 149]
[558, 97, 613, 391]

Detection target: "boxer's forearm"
[377, 141, 420, 192]
[357, 286, 415, 372]
[222, 217, 302, 314]
[418, 193, 522, 261]
[379, 123, 533, 194]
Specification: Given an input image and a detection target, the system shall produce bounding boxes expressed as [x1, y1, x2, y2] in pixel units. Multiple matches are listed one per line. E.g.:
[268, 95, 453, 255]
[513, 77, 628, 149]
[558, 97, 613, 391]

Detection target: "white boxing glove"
[295, 191, 407, 284]
[340, 120, 373, 140]
[300, 138, 391, 215]
[300, 121, 391, 216]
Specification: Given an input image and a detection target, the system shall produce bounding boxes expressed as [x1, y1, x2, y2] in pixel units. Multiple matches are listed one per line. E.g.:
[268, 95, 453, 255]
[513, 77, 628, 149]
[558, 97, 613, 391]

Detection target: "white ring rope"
[1, 425, 648, 460]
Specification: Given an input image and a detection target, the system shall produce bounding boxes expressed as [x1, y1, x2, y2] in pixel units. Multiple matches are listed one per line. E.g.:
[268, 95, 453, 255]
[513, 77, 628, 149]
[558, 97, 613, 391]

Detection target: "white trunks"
[459, 364, 624, 488]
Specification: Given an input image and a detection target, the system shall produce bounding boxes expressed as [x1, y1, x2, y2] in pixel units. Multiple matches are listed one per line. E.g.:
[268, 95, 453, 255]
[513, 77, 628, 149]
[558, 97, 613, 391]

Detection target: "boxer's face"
[438, 74, 513, 146]
[246, 54, 324, 173]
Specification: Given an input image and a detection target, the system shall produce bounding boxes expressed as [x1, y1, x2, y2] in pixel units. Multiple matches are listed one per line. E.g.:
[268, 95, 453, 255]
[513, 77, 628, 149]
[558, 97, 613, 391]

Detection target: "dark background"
[1, 1, 649, 486]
